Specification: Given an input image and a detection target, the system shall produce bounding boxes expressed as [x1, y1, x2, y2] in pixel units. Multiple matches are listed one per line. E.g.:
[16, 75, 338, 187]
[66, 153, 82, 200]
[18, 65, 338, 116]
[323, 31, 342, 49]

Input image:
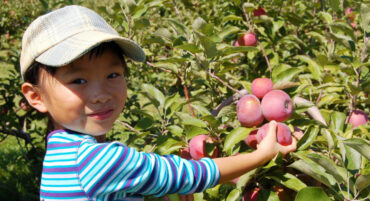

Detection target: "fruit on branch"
[261, 90, 293, 122]
[178, 147, 192, 160]
[257, 122, 292, 146]
[238, 32, 257, 47]
[243, 187, 259, 201]
[253, 7, 266, 17]
[251, 78, 274, 99]
[244, 130, 258, 149]
[234, 40, 240, 47]
[189, 135, 218, 160]
[345, 8, 356, 21]
[237, 95, 264, 127]
[348, 110, 369, 128]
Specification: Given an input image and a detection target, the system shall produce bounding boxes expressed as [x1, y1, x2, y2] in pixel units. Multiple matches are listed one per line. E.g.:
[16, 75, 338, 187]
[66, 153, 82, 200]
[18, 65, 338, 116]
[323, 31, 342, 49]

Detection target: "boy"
[20, 5, 296, 201]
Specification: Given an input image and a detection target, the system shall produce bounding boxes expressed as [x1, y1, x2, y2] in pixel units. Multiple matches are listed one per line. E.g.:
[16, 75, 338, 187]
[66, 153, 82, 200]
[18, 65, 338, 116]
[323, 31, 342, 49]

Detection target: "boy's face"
[37, 50, 127, 136]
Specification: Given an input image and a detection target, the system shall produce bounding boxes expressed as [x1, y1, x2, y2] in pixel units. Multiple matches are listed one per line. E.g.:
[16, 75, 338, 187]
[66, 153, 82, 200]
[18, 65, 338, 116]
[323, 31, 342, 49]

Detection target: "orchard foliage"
[0, 0, 369, 200]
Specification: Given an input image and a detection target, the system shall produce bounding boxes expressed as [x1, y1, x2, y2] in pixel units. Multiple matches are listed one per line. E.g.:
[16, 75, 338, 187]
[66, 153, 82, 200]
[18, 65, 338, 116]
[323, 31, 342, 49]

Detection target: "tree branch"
[0, 129, 31, 143]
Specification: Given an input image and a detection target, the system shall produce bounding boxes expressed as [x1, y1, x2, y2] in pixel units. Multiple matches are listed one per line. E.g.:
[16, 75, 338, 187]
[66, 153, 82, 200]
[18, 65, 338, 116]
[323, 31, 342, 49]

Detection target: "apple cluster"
[236, 78, 294, 148]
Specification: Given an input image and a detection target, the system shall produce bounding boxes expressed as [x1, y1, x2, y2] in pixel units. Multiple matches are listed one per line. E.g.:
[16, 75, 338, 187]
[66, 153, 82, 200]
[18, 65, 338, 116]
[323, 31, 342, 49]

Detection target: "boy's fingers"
[292, 131, 304, 140]
[266, 120, 277, 139]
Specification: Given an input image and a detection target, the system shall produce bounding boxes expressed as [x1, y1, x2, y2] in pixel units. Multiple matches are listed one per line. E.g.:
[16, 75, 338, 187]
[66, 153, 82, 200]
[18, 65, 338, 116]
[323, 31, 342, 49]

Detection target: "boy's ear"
[21, 83, 48, 113]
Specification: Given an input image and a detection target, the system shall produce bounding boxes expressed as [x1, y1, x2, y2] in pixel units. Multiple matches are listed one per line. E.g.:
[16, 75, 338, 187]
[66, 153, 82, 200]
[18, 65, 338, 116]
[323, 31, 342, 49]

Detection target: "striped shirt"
[40, 129, 220, 201]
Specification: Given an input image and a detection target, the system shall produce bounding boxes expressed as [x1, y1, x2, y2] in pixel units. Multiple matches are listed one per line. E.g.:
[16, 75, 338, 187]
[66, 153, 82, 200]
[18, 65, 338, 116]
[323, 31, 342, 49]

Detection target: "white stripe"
[41, 185, 81, 191]
[44, 160, 76, 166]
[116, 151, 143, 190]
[42, 173, 77, 178]
[47, 148, 78, 154]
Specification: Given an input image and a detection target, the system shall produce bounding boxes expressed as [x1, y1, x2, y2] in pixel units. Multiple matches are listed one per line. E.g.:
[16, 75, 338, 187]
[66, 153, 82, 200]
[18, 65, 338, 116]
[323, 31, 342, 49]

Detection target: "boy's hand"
[256, 121, 297, 161]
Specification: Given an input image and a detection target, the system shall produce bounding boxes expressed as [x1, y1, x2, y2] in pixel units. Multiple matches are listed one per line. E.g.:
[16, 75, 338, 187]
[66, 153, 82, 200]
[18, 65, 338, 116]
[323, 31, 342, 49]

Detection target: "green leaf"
[342, 138, 370, 160]
[289, 157, 336, 188]
[167, 125, 183, 137]
[355, 174, 370, 192]
[218, 26, 240, 40]
[167, 18, 187, 35]
[330, 22, 356, 40]
[134, 117, 153, 130]
[307, 153, 346, 184]
[296, 55, 322, 81]
[295, 187, 331, 201]
[199, 35, 218, 58]
[142, 84, 165, 107]
[306, 31, 327, 45]
[219, 46, 259, 56]
[360, 3, 370, 32]
[175, 43, 202, 53]
[318, 12, 333, 24]
[151, 62, 178, 73]
[328, 0, 340, 12]
[133, 17, 150, 29]
[236, 169, 257, 189]
[154, 28, 173, 40]
[176, 112, 207, 128]
[326, 32, 355, 51]
[297, 126, 319, 151]
[123, 0, 137, 13]
[225, 189, 242, 201]
[329, 111, 346, 133]
[184, 125, 209, 139]
[275, 67, 303, 83]
[321, 128, 335, 151]
[258, 189, 279, 201]
[192, 17, 207, 31]
[343, 144, 362, 171]
[156, 136, 183, 155]
[223, 15, 243, 22]
[267, 171, 307, 191]
[166, 193, 181, 201]
[165, 93, 180, 110]
[223, 127, 254, 154]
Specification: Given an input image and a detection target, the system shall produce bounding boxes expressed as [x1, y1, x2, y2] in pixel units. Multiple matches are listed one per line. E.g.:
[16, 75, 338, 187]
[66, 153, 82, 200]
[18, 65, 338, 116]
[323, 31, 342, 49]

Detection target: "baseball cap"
[20, 5, 146, 78]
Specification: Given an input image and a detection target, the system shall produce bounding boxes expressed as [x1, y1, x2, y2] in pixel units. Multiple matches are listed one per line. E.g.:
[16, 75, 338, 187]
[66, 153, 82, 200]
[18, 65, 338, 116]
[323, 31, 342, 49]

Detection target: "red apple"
[244, 187, 259, 201]
[251, 78, 274, 99]
[348, 110, 369, 128]
[178, 147, 192, 160]
[253, 7, 266, 17]
[234, 40, 240, 47]
[261, 90, 293, 122]
[345, 8, 356, 21]
[244, 130, 258, 149]
[237, 95, 264, 127]
[238, 32, 257, 47]
[257, 122, 292, 146]
[189, 135, 218, 160]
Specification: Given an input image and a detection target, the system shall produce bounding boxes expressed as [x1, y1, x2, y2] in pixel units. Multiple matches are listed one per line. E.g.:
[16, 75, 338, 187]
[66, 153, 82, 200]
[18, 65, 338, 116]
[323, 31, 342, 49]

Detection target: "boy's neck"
[94, 135, 106, 143]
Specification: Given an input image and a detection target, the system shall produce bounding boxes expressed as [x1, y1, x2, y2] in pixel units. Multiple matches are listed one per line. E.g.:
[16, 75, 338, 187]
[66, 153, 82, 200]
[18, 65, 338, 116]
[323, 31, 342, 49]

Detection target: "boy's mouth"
[88, 109, 114, 120]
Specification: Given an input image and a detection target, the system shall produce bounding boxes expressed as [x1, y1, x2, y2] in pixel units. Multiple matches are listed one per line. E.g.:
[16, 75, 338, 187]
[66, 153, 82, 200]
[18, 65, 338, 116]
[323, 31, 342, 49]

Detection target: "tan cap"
[20, 5, 146, 78]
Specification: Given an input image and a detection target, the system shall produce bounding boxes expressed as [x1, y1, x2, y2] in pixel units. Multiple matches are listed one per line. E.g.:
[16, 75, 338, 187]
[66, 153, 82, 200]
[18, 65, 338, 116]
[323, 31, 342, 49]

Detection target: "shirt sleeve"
[76, 140, 220, 199]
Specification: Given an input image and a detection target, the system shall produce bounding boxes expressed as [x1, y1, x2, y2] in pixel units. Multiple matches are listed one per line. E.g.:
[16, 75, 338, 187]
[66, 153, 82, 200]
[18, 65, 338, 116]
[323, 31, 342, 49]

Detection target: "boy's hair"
[23, 41, 129, 85]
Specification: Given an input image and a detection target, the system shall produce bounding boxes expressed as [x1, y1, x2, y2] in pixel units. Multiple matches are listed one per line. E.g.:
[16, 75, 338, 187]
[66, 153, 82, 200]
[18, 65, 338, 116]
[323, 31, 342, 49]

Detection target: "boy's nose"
[90, 85, 111, 104]
[91, 93, 111, 104]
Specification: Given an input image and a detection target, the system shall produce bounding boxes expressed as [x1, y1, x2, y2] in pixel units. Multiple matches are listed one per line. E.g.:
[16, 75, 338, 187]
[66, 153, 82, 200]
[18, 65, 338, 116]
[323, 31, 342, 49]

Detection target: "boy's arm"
[213, 121, 297, 183]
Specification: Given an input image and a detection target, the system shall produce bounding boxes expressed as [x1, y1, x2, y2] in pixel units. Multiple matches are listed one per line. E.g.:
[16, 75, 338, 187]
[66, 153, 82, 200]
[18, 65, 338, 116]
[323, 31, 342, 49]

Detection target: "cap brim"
[35, 30, 146, 67]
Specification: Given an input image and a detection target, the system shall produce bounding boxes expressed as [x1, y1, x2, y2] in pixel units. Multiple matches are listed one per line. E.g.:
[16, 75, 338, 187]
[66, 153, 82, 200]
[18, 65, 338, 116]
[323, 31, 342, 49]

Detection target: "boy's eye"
[108, 73, 121, 79]
[71, 78, 87, 84]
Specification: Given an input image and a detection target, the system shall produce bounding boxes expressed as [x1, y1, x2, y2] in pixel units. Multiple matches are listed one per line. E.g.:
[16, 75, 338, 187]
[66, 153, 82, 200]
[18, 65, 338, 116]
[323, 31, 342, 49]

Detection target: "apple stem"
[259, 43, 272, 77]
[211, 89, 249, 116]
[115, 120, 141, 134]
[241, 1, 254, 32]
